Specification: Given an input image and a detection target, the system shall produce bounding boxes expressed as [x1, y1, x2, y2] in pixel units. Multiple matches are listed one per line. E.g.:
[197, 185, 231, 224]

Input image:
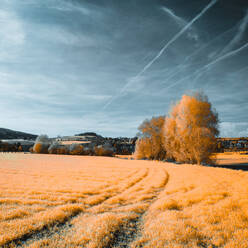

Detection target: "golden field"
[0, 153, 248, 247]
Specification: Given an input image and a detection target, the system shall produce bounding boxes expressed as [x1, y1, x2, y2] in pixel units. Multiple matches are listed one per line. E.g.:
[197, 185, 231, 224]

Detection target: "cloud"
[103, 75, 147, 109]
[162, 41, 248, 92]
[48, 1, 91, 15]
[161, 7, 186, 26]
[161, 6, 198, 42]
[0, 73, 111, 109]
[0, 9, 25, 61]
[8, 0, 91, 15]
[0, 107, 146, 137]
[220, 122, 248, 137]
[103, 0, 218, 109]
[219, 9, 248, 55]
[0, 0, 247, 138]
[30, 24, 97, 47]
[0, 10, 25, 45]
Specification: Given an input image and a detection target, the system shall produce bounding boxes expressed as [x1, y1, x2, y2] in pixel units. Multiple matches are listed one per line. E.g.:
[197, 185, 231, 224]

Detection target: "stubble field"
[0, 153, 248, 247]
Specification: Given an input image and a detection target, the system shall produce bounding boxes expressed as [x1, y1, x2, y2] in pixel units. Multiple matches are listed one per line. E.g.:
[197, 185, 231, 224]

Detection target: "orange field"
[0, 153, 248, 247]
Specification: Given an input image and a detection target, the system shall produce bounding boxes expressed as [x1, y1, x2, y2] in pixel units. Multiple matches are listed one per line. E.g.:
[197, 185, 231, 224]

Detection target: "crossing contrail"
[162, 42, 248, 91]
[219, 9, 248, 56]
[161, 24, 238, 84]
[161, 7, 199, 42]
[203, 42, 248, 71]
[103, 0, 218, 109]
[130, 0, 218, 80]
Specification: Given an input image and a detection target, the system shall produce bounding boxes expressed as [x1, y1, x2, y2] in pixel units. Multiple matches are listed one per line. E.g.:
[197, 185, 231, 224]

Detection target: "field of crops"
[0, 153, 248, 247]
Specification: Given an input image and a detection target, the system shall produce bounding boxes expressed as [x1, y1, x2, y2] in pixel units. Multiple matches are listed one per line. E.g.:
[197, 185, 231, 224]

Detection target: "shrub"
[18, 145, 23, 152]
[83, 146, 94, 155]
[33, 135, 51, 154]
[33, 142, 49, 154]
[48, 142, 60, 154]
[135, 116, 166, 160]
[56, 146, 69, 155]
[94, 143, 114, 157]
[69, 144, 84, 155]
[134, 137, 152, 160]
[48, 142, 69, 155]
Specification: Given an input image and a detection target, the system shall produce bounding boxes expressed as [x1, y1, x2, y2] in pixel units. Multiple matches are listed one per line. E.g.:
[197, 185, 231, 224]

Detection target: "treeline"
[0, 141, 23, 152]
[31, 135, 115, 157]
[1, 91, 219, 164]
[135, 92, 219, 165]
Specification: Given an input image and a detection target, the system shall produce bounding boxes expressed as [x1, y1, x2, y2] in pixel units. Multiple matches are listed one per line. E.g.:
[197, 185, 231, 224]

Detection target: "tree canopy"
[135, 116, 166, 160]
[164, 92, 219, 164]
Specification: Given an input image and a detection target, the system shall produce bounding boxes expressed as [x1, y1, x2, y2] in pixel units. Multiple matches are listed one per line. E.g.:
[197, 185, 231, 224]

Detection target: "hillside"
[75, 132, 103, 137]
[0, 128, 37, 140]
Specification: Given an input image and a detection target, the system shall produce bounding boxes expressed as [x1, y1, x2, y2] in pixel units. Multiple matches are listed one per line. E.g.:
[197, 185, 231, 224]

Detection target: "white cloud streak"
[161, 7, 186, 27]
[201, 42, 248, 70]
[140, 24, 236, 95]
[219, 9, 248, 55]
[161, 6, 198, 42]
[162, 42, 248, 91]
[0, 9, 25, 61]
[103, 0, 218, 109]
[12, 0, 91, 15]
[160, 25, 238, 86]
[220, 122, 248, 137]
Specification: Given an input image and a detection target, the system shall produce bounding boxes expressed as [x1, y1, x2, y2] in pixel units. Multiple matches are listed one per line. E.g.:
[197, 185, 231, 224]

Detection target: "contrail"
[184, 25, 237, 62]
[161, 7, 187, 27]
[203, 42, 248, 71]
[162, 42, 248, 91]
[103, 0, 218, 109]
[131, 0, 218, 79]
[123, 26, 243, 104]
[233, 65, 248, 74]
[161, 7, 199, 42]
[219, 9, 248, 56]
[161, 25, 237, 84]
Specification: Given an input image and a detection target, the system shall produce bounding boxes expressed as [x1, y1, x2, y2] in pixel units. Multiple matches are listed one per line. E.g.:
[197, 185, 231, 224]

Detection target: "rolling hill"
[0, 128, 37, 140]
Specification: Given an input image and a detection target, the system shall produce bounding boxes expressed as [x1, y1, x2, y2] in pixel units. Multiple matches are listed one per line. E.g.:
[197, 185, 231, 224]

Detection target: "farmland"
[0, 153, 248, 247]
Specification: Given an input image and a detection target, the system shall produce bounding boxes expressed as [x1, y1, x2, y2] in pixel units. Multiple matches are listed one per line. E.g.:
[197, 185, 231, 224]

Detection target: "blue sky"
[0, 0, 248, 137]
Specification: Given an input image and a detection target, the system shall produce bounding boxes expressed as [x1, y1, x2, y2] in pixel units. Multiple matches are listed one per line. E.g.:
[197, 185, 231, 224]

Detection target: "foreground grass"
[0, 153, 248, 247]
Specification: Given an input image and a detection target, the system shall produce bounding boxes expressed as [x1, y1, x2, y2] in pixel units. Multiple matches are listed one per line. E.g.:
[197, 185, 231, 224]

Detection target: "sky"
[0, 0, 248, 138]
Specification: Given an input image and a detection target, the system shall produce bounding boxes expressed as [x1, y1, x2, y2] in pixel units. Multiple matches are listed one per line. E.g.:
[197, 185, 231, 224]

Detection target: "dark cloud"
[0, 0, 248, 137]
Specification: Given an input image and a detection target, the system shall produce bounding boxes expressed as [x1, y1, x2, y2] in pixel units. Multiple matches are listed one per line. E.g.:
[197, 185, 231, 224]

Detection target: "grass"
[0, 153, 248, 247]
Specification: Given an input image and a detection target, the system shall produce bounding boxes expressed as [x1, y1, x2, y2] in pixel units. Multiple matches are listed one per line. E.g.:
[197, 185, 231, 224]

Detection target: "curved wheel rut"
[2, 164, 169, 248]
[2, 168, 153, 248]
[107, 167, 169, 248]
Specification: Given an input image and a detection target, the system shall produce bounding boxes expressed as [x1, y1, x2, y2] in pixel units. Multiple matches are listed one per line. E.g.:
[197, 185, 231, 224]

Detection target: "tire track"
[102, 167, 170, 248]
[3, 168, 151, 248]
[1, 205, 83, 248]
[3, 166, 169, 248]
[80, 167, 150, 208]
